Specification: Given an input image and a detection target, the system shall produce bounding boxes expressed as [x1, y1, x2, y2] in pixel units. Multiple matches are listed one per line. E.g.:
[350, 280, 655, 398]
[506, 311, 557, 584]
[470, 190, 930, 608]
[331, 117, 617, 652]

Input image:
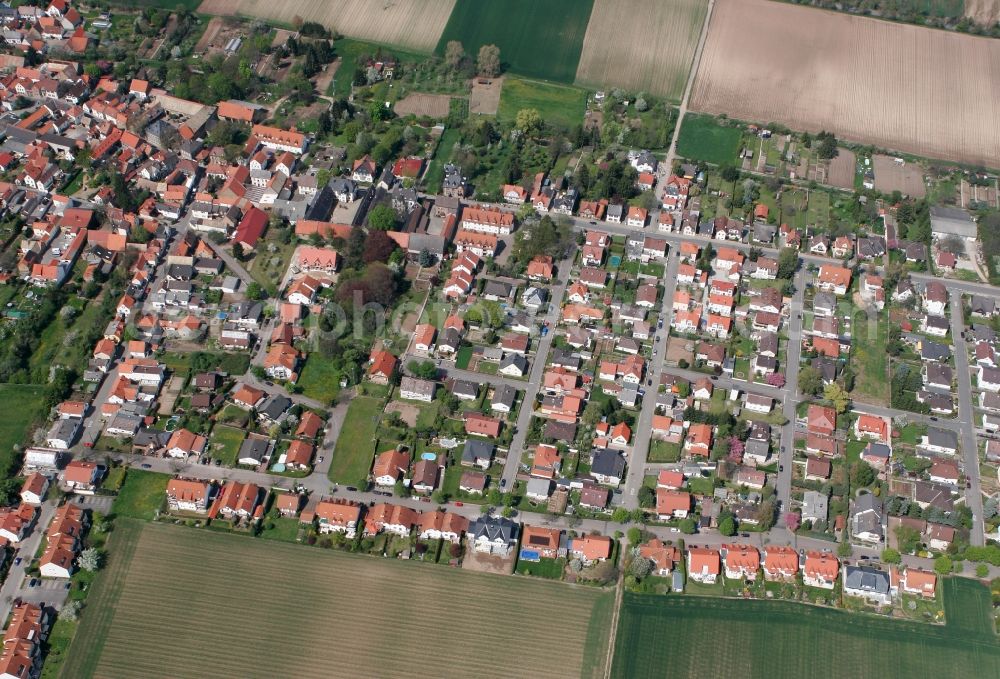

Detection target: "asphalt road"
[622, 248, 681, 509]
[949, 290, 985, 546]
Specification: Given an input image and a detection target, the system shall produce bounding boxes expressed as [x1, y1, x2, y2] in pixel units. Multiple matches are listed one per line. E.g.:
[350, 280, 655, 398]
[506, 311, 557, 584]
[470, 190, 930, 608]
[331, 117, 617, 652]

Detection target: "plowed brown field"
[197, 0, 455, 52]
[691, 0, 1000, 166]
[575, 0, 708, 100]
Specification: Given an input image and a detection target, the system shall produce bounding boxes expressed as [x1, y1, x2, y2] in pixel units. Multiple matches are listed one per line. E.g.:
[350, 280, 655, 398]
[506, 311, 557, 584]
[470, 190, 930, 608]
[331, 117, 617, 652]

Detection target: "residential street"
[777, 266, 807, 515]
[949, 290, 985, 546]
[622, 247, 681, 509]
[500, 255, 575, 488]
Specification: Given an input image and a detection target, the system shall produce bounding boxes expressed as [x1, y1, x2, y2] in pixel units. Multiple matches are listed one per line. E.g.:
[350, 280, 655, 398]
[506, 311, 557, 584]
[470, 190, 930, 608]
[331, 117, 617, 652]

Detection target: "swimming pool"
[609, 254, 622, 267]
[421, 452, 437, 461]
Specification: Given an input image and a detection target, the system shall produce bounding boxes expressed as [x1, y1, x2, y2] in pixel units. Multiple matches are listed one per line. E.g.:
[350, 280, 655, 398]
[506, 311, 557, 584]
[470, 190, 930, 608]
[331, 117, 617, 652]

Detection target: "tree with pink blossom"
[727, 437, 744, 464]
[766, 373, 786, 388]
[784, 511, 801, 532]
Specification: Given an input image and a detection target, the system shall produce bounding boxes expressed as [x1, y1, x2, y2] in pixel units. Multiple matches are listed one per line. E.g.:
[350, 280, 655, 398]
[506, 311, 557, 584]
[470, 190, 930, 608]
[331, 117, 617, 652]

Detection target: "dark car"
[779, 464, 784, 472]
[500, 479, 507, 489]
[140, 463, 152, 469]
[345, 486, 358, 492]
[740, 533, 750, 538]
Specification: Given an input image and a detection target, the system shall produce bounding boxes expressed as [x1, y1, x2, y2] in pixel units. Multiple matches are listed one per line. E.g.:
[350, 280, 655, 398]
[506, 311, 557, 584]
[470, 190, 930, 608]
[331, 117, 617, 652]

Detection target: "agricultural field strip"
[689, 0, 1000, 166]
[612, 592, 1000, 678]
[197, 0, 455, 52]
[91, 524, 604, 679]
[575, 0, 708, 100]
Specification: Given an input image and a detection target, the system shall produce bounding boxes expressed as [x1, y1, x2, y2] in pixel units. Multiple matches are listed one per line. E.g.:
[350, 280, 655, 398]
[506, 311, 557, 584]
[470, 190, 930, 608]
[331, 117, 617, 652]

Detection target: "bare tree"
[477, 44, 501, 78]
[444, 40, 465, 70]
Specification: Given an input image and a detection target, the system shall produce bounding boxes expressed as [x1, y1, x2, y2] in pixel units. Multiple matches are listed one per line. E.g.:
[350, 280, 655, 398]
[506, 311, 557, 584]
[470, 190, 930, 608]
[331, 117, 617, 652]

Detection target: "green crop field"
[498, 77, 588, 130]
[612, 583, 999, 678]
[436, 0, 596, 83]
[676, 113, 743, 165]
[66, 521, 613, 678]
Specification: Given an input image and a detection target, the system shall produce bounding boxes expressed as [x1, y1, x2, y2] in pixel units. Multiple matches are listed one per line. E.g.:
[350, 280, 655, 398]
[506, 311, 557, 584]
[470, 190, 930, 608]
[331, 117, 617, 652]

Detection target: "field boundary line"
[602, 569, 625, 679]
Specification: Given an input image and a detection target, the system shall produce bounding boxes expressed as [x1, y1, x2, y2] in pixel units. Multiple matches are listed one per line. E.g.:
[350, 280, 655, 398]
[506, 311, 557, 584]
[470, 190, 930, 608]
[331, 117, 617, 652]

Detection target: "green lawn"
[158, 351, 250, 377]
[423, 126, 463, 194]
[851, 308, 889, 402]
[208, 425, 245, 466]
[436, 0, 595, 83]
[498, 77, 588, 130]
[112, 470, 169, 521]
[108, 0, 202, 8]
[0, 384, 45, 476]
[296, 354, 342, 406]
[455, 345, 473, 370]
[515, 557, 566, 580]
[648, 440, 682, 463]
[328, 396, 382, 486]
[259, 510, 302, 544]
[676, 113, 742, 165]
[613, 582, 1000, 678]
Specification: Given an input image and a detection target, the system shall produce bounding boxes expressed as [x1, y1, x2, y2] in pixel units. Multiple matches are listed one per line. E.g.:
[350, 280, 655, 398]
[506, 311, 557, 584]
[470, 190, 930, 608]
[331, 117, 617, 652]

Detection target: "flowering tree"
[784, 511, 801, 532]
[727, 437, 744, 464]
[766, 372, 786, 388]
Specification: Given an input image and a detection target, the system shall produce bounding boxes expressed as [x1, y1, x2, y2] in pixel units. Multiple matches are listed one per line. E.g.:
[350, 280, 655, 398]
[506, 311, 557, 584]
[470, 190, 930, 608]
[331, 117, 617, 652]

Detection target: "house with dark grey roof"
[590, 448, 626, 485]
[462, 440, 494, 469]
[922, 428, 958, 455]
[920, 340, 950, 363]
[491, 384, 517, 413]
[257, 394, 291, 423]
[813, 291, 837, 317]
[843, 565, 891, 605]
[451, 379, 479, 401]
[482, 280, 514, 301]
[467, 516, 518, 556]
[851, 493, 884, 543]
[237, 438, 272, 466]
[971, 295, 996, 317]
[499, 353, 528, 377]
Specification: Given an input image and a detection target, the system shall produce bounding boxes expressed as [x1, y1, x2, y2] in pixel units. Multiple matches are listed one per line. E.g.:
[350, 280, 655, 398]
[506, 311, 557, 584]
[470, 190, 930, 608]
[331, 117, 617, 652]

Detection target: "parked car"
[346, 486, 358, 492]
[13, 557, 21, 566]
[140, 463, 152, 469]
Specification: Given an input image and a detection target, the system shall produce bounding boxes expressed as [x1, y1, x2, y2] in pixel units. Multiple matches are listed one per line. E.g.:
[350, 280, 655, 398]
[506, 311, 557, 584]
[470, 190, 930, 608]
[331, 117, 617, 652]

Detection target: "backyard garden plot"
[68, 522, 613, 679]
[575, 0, 708, 100]
[436, 0, 595, 83]
[197, 0, 455, 52]
[612, 586, 1000, 679]
[498, 77, 589, 130]
[690, 0, 1000, 167]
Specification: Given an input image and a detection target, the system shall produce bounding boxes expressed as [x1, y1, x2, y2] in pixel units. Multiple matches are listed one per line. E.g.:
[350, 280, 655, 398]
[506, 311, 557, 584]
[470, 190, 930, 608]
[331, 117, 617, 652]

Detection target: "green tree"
[881, 548, 901, 564]
[777, 247, 799, 279]
[976, 564, 989, 578]
[798, 367, 824, 397]
[894, 525, 921, 554]
[934, 555, 953, 575]
[824, 383, 850, 413]
[638, 485, 655, 508]
[515, 108, 542, 135]
[851, 463, 876, 488]
[678, 517, 696, 534]
[626, 527, 642, 545]
[611, 507, 630, 523]
[718, 515, 736, 537]
[367, 204, 398, 231]
[837, 541, 853, 558]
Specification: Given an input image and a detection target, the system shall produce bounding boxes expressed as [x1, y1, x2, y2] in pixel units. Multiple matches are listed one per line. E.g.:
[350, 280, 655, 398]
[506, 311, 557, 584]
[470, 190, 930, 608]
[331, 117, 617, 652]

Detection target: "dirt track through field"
[690, 0, 1000, 166]
[197, 0, 455, 52]
[88, 522, 610, 679]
